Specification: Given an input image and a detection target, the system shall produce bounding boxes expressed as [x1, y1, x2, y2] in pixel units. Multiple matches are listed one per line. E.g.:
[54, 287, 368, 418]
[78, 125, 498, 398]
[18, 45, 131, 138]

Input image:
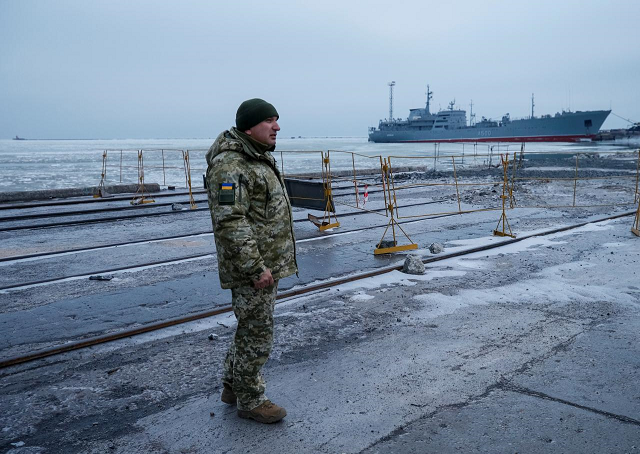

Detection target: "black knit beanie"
[235, 98, 279, 131]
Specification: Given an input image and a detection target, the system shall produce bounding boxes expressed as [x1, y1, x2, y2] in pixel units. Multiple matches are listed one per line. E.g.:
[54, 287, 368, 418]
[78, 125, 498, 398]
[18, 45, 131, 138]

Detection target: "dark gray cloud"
[1, 0, 638, 139]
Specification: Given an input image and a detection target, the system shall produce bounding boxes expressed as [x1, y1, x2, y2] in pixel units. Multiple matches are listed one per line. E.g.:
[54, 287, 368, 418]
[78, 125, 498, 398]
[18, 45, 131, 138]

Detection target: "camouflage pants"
[223, 281, 278, 411]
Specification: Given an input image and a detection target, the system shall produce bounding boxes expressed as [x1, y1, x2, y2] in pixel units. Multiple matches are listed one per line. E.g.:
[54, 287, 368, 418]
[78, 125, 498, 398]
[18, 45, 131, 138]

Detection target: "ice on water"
[0, 137, 638, 192]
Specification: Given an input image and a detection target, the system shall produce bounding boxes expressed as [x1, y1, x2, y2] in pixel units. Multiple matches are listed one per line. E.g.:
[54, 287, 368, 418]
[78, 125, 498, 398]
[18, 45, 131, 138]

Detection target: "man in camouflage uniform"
[205, 98, 297, 424]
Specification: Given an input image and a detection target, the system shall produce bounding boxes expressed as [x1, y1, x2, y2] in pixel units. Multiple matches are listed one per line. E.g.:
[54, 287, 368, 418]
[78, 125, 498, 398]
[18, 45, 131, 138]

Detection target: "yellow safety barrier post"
[94, 150, 111, 198]
[518, 142, 525, 169]
[317, 150, 385, 213]
[352, 153, 359, 208]
[634, 149, 639, 205]
[633, 148, 640, 235]
[509, 151, 517, 208]
[161, 149, 167, 186]
[182, 150, 197, 209]
[309, 151, 340, 231]
[451, 156, 462, 213]
[493, 154, 515, 238]
[632, 185, 640, 237]
[572, 153, 580, 207]
[374, 158, 418, 255]
[131, 150, 155, 205]
[379, 156, 389, 215]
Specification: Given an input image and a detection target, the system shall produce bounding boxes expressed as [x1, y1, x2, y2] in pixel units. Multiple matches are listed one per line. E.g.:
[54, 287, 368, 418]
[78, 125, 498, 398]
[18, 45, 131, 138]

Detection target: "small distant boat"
[13, 135, 26, 140]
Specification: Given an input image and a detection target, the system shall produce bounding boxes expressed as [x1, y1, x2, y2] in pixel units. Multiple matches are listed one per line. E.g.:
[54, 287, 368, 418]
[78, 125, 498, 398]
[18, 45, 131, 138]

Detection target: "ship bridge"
[433, 109, 466, 130]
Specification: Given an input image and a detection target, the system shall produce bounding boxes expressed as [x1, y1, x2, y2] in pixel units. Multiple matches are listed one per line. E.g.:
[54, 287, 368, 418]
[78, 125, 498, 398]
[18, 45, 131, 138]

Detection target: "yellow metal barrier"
[131, 150, 155, 205]
[493, 154, 515, 238]
[93, 144, 639, 248]
[93, 150, 110, 198]
[317, 152, 340, 231]
[510, 149, 639, 234]
[632, 197, 640, 237]
[512, 151, 639, 210]
[633, 149, 640, 201]
[324, 150, 387, 217]
[388, 152, 503, 221]
[374, 158, 418, 255]
[182, 150, 197, 209]
[96, 148, 206, 202]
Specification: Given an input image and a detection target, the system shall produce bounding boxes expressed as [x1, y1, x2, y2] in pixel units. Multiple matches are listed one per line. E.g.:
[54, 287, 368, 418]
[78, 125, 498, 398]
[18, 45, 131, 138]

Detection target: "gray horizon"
[1, 0, 638, 140]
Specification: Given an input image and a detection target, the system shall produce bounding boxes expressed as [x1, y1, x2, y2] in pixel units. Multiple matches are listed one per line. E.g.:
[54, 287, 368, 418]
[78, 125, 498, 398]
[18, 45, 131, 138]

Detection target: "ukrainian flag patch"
[218, 182, 235, 205]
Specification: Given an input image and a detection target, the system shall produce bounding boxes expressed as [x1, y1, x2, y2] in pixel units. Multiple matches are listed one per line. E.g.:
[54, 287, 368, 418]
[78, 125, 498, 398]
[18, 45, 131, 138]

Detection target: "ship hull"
[399, 134, 595, 143]
[369, 110, 611, 143]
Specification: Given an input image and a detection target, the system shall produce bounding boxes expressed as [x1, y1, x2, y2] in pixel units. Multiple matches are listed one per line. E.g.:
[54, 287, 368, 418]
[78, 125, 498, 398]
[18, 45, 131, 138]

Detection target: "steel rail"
[0, 184, 373, 224]
[0, 181, 365, 212]
[0, 209, 634, 370]
[0, 180, 391, 221]
[0, 183, 364, 220]
[0, 199, 448, 264]
[0, 189, 443, 233]
[0, 189, 207, 211]
[0, 201, 438, 263]
[0, 198, 210, 223]
[0, 205, 210, 232]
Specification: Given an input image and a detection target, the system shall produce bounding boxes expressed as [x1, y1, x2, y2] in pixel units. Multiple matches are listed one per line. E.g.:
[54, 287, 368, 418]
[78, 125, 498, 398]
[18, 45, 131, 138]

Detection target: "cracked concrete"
[1, 213, 638, 453]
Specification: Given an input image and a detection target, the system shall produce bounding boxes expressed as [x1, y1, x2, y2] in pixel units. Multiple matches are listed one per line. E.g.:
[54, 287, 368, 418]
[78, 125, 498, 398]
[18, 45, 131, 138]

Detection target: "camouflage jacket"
[205, 128, 297, 289]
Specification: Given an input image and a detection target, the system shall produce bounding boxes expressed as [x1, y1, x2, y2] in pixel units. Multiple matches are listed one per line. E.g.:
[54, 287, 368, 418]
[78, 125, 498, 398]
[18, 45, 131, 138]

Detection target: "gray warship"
[368, 85, 610, 143]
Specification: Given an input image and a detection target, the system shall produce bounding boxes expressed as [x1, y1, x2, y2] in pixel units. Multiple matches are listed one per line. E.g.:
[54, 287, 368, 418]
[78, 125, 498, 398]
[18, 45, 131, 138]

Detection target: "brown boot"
[221, 383, 236, 405]
[237, 400, 287, 424]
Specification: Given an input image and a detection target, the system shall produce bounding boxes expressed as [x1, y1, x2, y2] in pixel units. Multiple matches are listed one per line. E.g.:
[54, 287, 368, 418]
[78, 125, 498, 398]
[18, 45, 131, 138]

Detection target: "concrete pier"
[0, 183, 161, 203]
[0, 155, 639, 453]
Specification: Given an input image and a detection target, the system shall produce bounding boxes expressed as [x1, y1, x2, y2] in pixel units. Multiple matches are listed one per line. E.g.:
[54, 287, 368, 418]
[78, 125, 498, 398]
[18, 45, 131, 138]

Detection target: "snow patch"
[446, 236, 566, 259]
[333, 270, 467, 294]
[350, 292, 375, 302]
[448, 259, 489, 269]
[551, 220, 614, 237]
[412, 264, 637, 321]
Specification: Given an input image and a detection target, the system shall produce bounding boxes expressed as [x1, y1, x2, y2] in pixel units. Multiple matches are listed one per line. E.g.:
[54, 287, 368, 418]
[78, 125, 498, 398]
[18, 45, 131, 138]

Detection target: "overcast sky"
[1, 0, 638, 139]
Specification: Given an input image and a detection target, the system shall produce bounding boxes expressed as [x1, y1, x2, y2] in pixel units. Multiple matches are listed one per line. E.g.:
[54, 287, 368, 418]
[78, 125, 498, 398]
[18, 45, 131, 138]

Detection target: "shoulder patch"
[218, 183, 236, 205]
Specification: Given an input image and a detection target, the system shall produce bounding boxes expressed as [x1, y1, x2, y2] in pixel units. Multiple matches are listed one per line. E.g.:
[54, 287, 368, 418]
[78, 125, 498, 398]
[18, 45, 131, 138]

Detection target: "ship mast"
[531, 93, 535, 119]
[469, 100, 475, 126]
[388, 81, 396, 121]
[425, 84, 433, 115]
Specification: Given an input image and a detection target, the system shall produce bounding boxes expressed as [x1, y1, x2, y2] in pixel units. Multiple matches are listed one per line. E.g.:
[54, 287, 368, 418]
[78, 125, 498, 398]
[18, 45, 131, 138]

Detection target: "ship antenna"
[388, 81, 396, 121]
[531, 93, 535, 118]
[425, 84, 433, 114]
[469, 100, 475, 126]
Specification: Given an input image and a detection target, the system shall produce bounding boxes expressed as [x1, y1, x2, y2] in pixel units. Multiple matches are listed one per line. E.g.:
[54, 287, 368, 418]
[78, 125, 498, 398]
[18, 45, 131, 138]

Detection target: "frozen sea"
[0, 137, 638, 192]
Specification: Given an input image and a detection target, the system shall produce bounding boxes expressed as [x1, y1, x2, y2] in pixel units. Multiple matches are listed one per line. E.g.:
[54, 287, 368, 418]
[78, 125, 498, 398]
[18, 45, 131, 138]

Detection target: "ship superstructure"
[368, 85, 610, 143]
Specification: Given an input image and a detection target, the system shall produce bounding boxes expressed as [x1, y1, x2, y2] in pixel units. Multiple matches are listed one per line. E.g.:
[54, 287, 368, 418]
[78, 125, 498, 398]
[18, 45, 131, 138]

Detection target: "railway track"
[0, 198, 210, 222]
[0, 181, 363, 217]
[0, 189, 445, 237]
[0, 172, 383, 211]
[0, 210, 635, 370]
[0, 183, 408, 232]
[0, 210, 455, 291]
[0, 189, 208, 211]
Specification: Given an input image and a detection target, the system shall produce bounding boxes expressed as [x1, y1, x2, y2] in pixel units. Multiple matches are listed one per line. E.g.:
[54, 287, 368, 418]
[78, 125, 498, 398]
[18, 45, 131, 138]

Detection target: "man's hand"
[253, 268, 274, 289]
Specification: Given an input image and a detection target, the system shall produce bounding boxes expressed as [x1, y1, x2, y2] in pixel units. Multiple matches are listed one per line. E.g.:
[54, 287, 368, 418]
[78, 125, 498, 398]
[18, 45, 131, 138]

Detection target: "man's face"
[246, 116, 280, 146]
